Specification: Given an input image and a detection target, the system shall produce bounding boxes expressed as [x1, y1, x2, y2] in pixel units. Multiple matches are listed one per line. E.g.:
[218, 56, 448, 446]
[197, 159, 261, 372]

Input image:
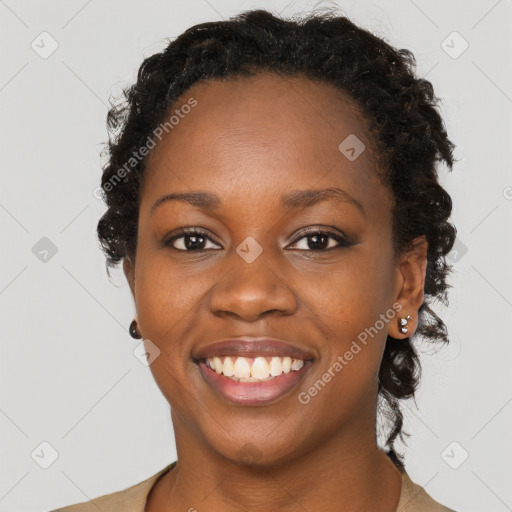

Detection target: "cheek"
[133, 260, 206, 406]
[304, 250, 394, 329]
[135, 268, 204, 344]
[303, 251, 395, 386]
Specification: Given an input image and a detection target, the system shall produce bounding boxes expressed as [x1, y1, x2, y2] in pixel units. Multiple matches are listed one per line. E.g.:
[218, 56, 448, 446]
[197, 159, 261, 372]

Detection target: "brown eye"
[288, 228, 354, 251]
[164, 228, 221, 251]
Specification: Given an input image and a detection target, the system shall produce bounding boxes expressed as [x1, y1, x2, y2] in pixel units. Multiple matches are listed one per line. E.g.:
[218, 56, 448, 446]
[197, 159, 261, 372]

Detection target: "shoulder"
[397, 470, 458, 512]
[49, 462, 176, 512]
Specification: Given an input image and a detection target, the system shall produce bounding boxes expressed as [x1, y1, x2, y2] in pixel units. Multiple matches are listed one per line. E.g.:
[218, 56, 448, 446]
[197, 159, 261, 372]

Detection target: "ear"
[390, 235, 428, 338]
[123, 256, 136, 299]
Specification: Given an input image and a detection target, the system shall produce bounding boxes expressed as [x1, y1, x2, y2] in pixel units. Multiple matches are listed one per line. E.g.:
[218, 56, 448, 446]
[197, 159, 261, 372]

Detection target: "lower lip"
[197, 360, 313, 405]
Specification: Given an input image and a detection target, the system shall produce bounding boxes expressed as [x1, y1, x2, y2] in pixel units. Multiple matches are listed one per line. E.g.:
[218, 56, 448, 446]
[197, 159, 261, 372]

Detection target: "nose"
[208, 250, 298, 322]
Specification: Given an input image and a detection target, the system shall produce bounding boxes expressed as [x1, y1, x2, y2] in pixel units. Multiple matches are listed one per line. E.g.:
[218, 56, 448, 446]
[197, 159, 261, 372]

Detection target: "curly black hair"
[97, 7, 458, 469]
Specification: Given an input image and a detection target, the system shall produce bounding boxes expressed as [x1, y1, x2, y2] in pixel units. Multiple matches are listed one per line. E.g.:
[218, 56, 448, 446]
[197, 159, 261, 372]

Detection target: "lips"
[192, 337, 316, 362]
[197, 359, 313, 405]
[192, 337, 316, 405]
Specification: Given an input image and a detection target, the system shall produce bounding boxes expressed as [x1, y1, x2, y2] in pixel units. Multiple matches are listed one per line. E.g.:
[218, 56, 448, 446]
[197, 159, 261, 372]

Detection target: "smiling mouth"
[200, 355, 312, 382]
[195, 355, 315, 405]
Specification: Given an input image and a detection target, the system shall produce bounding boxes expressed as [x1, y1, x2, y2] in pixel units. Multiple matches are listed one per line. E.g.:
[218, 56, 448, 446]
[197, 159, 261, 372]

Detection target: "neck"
[148, 405, 402, 512]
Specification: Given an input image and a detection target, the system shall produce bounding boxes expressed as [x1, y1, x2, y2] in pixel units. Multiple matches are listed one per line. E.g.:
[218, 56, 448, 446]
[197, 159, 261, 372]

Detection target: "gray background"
[1, 0, 511, 511]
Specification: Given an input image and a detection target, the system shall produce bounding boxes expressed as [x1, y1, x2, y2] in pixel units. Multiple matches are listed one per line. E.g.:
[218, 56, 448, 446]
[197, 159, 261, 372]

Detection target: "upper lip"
[192, 337, 315, 362]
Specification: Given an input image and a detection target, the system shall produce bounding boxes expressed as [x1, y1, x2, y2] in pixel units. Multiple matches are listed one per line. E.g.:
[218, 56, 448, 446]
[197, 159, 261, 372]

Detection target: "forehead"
[142, 72, 391, 217]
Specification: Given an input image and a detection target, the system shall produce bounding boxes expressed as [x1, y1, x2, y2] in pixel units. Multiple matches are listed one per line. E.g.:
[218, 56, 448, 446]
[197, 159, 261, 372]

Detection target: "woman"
[52, 7, 458, 512]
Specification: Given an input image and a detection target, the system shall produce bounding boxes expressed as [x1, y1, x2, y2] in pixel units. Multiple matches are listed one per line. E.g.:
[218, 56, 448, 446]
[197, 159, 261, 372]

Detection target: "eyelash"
[163, 226, 354, 252]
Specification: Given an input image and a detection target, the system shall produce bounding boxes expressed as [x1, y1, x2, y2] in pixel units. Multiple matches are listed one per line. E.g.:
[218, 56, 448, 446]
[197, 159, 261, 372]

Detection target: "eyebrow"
[151, 187, 366, 217]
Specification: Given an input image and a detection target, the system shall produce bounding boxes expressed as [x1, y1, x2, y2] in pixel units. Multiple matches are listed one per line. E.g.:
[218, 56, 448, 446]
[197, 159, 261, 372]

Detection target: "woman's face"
[124, 72, 425, 465]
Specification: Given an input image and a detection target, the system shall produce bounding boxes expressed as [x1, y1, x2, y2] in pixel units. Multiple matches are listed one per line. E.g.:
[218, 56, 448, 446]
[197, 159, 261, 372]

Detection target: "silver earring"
[398, 315, 413, 334]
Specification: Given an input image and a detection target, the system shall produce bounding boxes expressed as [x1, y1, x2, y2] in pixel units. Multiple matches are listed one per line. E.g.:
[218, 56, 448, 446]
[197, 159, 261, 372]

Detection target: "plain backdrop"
[1, 1, 511, 511]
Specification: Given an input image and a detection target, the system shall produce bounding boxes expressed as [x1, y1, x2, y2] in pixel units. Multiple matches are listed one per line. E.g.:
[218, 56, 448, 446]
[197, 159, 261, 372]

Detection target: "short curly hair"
[97, 7, 457, 469]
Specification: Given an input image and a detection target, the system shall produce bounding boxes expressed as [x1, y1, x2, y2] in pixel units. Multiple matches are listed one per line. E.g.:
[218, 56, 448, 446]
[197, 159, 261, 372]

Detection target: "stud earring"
[129, 319, 142, 339]
[398, 315, 413, 334]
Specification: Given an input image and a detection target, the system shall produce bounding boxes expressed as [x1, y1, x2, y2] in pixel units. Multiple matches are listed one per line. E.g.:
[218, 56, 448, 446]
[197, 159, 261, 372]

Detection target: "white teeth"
[204, 355, 307, 381]
[223, 356, 234, 376]
[269, 356, 282, 376]
[233, 357, 251, 378]
[291, 358, 304, 371]
[213, 357, 223, 374]
[251, 357, 270, 379]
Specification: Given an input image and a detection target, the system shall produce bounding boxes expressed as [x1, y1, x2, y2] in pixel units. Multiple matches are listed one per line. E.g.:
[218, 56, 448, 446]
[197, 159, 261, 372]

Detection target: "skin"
[123, 72, 428, 512]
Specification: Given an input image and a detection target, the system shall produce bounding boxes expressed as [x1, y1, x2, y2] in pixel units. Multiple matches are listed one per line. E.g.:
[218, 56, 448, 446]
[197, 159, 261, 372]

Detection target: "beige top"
[51, 460, 456, 511]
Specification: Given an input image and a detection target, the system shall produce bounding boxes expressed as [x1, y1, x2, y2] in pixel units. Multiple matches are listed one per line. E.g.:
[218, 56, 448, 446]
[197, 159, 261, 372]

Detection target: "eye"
[163, 227, 221, 252]
[287, 227, 354, 251]
[162, 226, 354, 252]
